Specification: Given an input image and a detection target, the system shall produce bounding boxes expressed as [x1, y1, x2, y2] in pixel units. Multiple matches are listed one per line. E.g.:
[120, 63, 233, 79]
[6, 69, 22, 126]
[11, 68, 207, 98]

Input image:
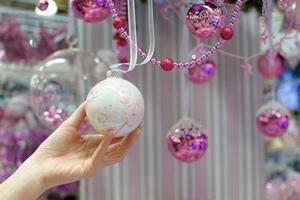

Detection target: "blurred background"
[0, 0, 299, 200]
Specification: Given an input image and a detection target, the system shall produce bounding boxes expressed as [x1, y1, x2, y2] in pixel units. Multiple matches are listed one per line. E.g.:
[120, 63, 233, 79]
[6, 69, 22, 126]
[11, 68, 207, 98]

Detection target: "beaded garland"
[108, 0, 246, 71]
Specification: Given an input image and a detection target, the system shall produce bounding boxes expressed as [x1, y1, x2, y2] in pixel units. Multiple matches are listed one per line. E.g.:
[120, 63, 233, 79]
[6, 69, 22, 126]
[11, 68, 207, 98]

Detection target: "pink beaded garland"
[107, 0, 245, 69]
[113, 17, 125, 29]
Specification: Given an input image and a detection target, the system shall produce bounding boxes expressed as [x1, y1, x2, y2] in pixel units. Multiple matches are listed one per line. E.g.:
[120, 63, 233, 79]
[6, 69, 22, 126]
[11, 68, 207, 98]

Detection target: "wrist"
[16, 154, 49, 195]
[0, 155, 47, 200]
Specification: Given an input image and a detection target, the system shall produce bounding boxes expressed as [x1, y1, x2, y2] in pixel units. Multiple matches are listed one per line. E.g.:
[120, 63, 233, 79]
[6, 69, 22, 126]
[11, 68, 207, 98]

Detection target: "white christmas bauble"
[86, 72, 144, 136]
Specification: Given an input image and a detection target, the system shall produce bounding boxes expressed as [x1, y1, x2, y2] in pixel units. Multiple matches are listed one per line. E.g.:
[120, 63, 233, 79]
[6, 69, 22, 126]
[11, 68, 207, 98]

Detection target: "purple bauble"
[257, 52, 284, 78]
[71, 0, 110, 23]
[186, 2, 225, 39]
[188, 60, 216, 84]
[256, 101, 289, 137]
[167, 118, 208, 163]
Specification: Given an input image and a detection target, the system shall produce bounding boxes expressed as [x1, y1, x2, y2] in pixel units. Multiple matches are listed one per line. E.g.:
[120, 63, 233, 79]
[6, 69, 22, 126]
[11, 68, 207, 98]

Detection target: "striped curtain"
[78, 3, 266, 200]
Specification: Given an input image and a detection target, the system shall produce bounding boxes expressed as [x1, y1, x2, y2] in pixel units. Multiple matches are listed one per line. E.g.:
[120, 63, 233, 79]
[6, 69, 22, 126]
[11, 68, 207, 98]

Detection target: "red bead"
[117, 38, 127, 47]
[119, 58, 128, 63]
[160, 58, 174, 71]
[113, 17, 125, 29]
[220, 27, 234, 40]
[113, 32, 121, 40]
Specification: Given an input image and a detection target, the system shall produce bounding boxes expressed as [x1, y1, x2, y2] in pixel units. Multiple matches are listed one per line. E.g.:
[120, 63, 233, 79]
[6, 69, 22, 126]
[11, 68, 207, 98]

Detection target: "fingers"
[63, 102, 86, 129]
[120, 126, 141, 150]
[91, 131, 114, 165]
[105, 125, 142, 158]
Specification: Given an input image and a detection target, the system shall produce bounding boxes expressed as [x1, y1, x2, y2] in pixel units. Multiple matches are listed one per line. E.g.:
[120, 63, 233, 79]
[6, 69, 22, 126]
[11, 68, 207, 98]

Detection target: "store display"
[256, 100, 290, 137]
[0, 73, 79, 199]
[0, 0, 299, 199]
[0, 15, 68, 64]
[167, 117, 208, 163]
[86, 71, 144, 136]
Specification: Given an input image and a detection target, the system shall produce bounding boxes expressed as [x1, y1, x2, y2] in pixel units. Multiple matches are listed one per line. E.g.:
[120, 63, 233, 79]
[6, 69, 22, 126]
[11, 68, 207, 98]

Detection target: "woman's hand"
[0, 102, 142, 200]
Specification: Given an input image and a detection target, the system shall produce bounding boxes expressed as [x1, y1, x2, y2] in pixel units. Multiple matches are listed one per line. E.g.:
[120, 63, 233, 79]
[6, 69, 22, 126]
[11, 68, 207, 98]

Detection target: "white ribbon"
[110, 0, 155, 73]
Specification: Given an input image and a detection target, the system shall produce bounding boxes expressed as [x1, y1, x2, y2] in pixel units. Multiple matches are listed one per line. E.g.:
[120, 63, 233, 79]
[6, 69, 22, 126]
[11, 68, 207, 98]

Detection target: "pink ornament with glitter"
[167, 117, 208, 163]
[188, 60, 216, 84]
[71, 0, 110, 23]
[186, 2, 225, 39]
[256, 100, 289, 137]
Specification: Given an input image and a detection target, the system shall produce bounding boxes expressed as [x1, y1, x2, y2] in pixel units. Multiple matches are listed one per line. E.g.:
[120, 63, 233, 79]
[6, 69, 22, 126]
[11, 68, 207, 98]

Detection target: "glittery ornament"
[71, 0, 110, 23]
[188, 60, 216, 84]
[86, 71, 145, 136]
[257, 52, 284, 78]
[186, 2, 225, 39]
[167, 117, 208, 163]
[256, 100, 289, 137]
[277, 0, 296, 11]
[31, 48, 108, 129]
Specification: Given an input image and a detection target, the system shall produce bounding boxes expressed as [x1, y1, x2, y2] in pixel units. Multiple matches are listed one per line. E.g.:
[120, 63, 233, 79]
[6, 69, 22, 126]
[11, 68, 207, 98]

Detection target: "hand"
[32, 102, 142, 188]
[0, 102, 142, 200]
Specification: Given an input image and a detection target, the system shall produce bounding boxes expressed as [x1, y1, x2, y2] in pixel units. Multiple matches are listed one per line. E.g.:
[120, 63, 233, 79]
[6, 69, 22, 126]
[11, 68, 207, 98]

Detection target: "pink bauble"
[167, 118, 208, 163]
[188, 60, 216, 84]
[277, 0, 296, 11]
[256, 101, 289, 137]
[257, 52, 284, 78]
[71, 0, 110, 23]
[186, 2, 225, 39]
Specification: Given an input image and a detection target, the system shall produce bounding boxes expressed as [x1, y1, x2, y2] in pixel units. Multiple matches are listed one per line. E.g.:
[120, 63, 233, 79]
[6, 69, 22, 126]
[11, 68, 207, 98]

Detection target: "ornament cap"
[107, 70, 123, 78]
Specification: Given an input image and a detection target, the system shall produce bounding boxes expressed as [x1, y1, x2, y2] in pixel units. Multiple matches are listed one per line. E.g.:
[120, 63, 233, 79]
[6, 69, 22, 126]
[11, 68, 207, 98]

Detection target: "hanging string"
[66, 0, 78, 48]
[181, 7, 191, 117]
[183, 69, 190, 117]
[109, 0, 155, 73]
[262, 0, 277, 100]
